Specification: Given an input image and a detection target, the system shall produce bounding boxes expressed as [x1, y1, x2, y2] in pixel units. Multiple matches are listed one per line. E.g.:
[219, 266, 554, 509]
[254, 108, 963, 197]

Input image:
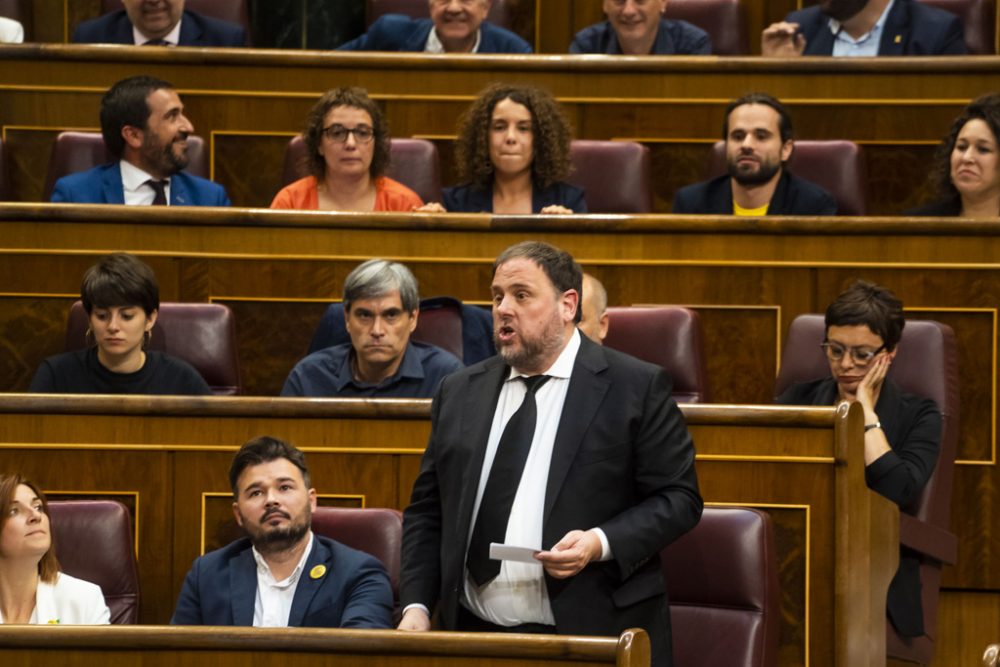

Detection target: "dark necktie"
[467, 374, 551, 586]
[146, 179, 167, 206]
[143, 39, 169, 46]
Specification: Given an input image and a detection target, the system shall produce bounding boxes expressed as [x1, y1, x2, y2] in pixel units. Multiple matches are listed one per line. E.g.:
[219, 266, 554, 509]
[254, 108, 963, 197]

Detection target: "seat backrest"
[708, 139, 868, 216]
[603, 306, 710, 403]
[774, 314, 960, 526]
[65, 300, 242, 395]
[282, 135, 442, 205]
[100, 0, 250, 38]
[48, 500, 139, 624]
[310, 507, 403, 601]
[664, 0, 748, 55]
[918, 0, 995, 54]
[366, 0, 513, 28]
[44, 132, 209, 201]
[663, 507, 779, 667]
[568, 140, 652, 213]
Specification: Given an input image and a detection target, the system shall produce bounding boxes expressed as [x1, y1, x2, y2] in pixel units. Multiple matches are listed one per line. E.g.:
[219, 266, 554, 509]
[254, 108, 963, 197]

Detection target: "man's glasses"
[321, 124, 375, 144]
[821, 341, 886, 364]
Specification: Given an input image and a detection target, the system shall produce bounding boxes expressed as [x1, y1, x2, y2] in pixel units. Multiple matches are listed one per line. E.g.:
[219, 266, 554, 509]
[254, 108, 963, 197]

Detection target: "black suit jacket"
[672, 170, 837, 215]
[401, 334, 702, 665]
[787, 0, 966, 55]
[73, 10, 245, 47]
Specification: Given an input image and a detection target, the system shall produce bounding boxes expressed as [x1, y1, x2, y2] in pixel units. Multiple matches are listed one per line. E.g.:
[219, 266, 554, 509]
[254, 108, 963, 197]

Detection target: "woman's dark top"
[442, 181, 587, 213]
[29, 347, 213, 395]
[777, 377, 942, 637]
[905, 196, 962, 216]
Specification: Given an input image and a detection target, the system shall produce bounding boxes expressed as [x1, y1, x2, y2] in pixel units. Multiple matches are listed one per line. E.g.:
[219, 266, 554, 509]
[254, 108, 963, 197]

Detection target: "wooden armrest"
[899, 513, 957, 564]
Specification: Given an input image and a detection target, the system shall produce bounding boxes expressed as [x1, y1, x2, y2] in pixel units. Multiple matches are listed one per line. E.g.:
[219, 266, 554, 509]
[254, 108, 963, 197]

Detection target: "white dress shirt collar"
[251, 532, 314, 627]
[120, 159, 171, 206]
[134, 17, 183, 46]
[828, 0, 895, 56]
[508, 327, 580, 382]
[425, 27, 482, 53]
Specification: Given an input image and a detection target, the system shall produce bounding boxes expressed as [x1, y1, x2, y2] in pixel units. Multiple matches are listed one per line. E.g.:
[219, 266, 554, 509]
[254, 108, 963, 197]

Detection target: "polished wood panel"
[937, 591, 1000, 666]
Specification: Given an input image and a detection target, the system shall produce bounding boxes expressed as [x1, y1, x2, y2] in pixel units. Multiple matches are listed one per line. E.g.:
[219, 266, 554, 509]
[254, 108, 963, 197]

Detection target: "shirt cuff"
[591, 527, 612, 561]
[402, 603, 430, 618]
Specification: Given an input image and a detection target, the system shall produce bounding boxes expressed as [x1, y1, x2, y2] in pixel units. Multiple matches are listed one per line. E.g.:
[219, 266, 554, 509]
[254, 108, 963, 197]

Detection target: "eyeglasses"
[820, 341, 886, 364]
[321, 124, 375, 144]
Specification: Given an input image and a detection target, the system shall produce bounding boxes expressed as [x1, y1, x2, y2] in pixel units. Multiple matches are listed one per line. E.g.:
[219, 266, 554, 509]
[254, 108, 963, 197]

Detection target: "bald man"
[578, 273, 609, 344]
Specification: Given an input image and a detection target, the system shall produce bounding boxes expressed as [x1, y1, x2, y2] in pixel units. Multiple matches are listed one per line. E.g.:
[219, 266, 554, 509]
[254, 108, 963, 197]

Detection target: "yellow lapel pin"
[894, 35, 902, 44]
[310, 564, 326, 579]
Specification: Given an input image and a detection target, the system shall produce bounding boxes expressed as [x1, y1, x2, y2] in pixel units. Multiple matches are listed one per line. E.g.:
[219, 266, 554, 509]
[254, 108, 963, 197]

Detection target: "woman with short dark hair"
[28, 253, 211, 395]
[0, 473, 109, 624]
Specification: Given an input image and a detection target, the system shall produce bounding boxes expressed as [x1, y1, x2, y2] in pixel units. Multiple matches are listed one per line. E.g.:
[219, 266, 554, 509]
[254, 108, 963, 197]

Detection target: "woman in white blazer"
[0, 474, 110, 624]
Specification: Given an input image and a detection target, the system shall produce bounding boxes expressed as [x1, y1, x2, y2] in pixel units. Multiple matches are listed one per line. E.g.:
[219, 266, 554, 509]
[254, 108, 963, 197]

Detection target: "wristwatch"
[864, 421, 882, 432]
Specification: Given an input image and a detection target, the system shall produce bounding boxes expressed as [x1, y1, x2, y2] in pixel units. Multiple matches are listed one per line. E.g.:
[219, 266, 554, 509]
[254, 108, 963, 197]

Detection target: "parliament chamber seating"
[100, 0, 250, 44]
[920, 0, 996, 54]
[662, 506, 779, 667]
[65, 301, 243, 395]
[282, 135, 443, 205]
[664, 0, 749, 55]
[43, 132, 209, 201]
[366, 0, 514, 29]
[311, 507, 403, 601]
[708, 139, 869, 215]
[774, 315, 960, 665]
[568, 140, 653, 213]
[603, 306, 710, 403]
[48, 500, 140, 624]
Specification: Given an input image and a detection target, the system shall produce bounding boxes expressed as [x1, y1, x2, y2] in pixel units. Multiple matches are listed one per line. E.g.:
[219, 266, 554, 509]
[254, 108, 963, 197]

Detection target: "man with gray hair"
[282, 259, 463, 397]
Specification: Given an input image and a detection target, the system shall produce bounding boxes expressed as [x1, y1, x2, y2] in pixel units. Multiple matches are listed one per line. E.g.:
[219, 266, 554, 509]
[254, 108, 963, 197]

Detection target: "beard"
[241, 506, 311, 555]
[820, 0, 869, 22]
[141, 132, 189, 176]
[727, 153, 783, 186]
[494, 311, 567, 373]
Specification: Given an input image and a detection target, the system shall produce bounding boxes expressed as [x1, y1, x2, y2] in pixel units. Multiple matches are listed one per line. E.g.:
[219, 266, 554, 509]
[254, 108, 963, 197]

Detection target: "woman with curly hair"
[272, 87, 423, 212]
[908, 93, 1000, 218]
[422, 83, 585, 214]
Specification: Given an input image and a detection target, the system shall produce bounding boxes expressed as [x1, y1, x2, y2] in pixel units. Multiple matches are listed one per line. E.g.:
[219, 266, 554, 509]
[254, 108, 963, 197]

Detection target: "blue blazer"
[672, 171, 837, 216]
[570, 18, 711, 55]
[787, 0, 966, 55]
[73, 9, 245, 46]
[338, 15, 531, 53]
[443, 181, 587, 213]
[171, 535, 393, 628]
[51, 163, 231, 207]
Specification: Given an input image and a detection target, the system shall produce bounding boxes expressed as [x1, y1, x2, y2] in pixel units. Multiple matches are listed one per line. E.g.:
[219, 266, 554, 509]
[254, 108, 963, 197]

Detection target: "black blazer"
[672, 171, 837, 215]
[777, 377, 942, 637]
[786, 0, 966, 55]
[73, 10, 245, 46]
[400, 334, 703, 665]
[905, 196, 963, 216]
[442, 181, 587, 213]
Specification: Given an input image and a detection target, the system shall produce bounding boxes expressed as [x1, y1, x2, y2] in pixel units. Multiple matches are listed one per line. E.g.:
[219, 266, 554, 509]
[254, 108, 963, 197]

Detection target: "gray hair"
[343, 259, 420, 312]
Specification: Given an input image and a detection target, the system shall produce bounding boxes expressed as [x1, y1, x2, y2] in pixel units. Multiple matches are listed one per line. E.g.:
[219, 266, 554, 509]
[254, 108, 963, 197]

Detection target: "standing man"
[673, 92, 837, 216]
[73, 0, 245, 47]
[570, 0, 711, 55]
[51, 76, 230, 206]
[172, 436, 393, 627]
[398, 241, 702, 665]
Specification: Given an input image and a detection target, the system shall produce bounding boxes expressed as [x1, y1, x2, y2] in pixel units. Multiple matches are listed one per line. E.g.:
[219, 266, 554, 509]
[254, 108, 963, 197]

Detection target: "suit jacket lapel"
[178, 12, 202, 46]
[171, 174, 190, 206]
[544, 337, 609, 524]
[878, 0, 908, 55]
[229, 547, 257, 626]
[287, 536, 330, 626]
[405, 20, 433, 51]
[805, 21, 836, 55]
[769, 171, 792, 215]
[104, 163, 126, 204]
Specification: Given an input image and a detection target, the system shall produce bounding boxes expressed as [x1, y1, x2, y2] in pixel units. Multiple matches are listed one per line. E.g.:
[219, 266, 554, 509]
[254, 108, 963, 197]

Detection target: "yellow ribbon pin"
[310, 564, 326, 579]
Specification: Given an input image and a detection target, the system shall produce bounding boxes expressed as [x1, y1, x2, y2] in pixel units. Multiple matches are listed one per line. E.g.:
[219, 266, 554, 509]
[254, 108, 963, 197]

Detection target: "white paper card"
[489, 543, 541, 563]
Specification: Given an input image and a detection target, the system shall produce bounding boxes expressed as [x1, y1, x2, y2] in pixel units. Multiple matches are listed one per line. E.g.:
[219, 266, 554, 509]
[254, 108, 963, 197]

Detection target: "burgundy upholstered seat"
[568, 140, 653, 213]
[919, 0, 996, 54]
[48, 500, 140, 624]
[603, 306, 710, 403]
[708, 139, 868, 216]
[65, 300, 242, 395]
[774, 314, 960, 664]
[662, 506, 779, 667]
[100, 0, 250, 42]
[311, 507, 403, 602]
[281, 135, 443, 205]
[664, 0, 748, 55]
[44, 131, 208, 201]
[365, 0, 513, 29]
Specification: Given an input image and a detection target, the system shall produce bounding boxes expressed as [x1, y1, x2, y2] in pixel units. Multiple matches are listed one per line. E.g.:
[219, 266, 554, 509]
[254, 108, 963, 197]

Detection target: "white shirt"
[120, 160, 172, 206]
[133, 18, 183, 46]
[424, 27, 482, 53]
[0, 17, 24, 43]
[0, 572, 110, 625]
[829, 0, 895, 57]
[461, 329, 610, 626]
[251, 532, 314, 627]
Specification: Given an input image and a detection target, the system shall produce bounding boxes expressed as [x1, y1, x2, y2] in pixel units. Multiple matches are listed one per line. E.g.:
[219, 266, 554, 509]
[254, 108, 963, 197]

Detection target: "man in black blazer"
[673, 92, 837, 216]
[398, 241, 702, 666]
[73, 0, 245, 47]
[761, 0, 965, 57]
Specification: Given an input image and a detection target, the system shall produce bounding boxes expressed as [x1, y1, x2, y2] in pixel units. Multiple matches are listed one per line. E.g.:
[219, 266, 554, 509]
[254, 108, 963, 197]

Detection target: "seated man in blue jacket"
[673, 92, 837, 216]
[172, 436, 393, 628]
[339, 0, 531, 53]
[51, 75, 230, 207]
[762, 0, 965, 56]
[73, 0, 245, 47]
[570, 0, 711, 55]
